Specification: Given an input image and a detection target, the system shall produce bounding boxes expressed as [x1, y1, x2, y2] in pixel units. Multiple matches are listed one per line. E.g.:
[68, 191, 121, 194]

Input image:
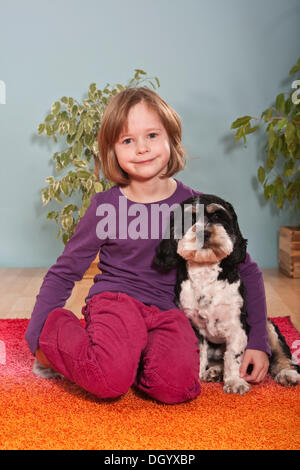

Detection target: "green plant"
[231, 57, 300, 225]
[38, 69, 160, 244]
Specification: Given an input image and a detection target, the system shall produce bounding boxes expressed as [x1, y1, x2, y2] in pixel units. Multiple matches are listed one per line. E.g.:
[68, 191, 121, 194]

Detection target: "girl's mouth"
[135, 157, 156, 164]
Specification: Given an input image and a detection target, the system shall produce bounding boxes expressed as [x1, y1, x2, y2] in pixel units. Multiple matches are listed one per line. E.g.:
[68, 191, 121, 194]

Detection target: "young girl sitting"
[26, 87, 270, 404]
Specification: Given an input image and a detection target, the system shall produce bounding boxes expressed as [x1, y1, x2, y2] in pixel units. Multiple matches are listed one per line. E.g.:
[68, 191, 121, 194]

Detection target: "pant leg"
[38, 292, 148, 399]
[135, 306, 201, 405]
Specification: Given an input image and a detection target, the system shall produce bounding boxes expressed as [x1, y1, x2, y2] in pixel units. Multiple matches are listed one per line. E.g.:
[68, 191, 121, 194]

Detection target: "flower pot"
[279, 226, 300, 278]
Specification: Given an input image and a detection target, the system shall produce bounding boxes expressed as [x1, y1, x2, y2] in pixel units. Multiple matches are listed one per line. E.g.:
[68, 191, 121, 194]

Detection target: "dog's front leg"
[199, 337, 209, 380]
[223, 332, 250, 394]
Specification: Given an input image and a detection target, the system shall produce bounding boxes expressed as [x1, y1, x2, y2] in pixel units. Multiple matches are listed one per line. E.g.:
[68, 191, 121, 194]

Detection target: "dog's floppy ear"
[230, 233, 248, 265]
[153, 215, 181, 270]
[153, 237, 180, 270]
[223, 200, 248, 265]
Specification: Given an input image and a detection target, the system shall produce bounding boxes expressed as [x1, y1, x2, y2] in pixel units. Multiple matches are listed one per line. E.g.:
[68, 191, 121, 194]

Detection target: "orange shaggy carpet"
[0, 317, 299, 450]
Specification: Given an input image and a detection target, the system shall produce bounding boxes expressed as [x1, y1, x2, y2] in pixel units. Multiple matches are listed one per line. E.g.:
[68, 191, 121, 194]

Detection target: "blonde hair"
[97, 87, 186, 185]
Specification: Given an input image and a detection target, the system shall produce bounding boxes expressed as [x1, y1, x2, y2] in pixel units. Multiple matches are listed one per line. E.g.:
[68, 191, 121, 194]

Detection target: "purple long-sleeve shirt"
[25, 179, 271, 356]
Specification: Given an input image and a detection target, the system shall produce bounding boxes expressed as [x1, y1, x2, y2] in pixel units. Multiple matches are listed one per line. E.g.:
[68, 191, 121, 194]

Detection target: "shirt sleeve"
[238, 252, 271, 356]
[25, 195, 103, 355]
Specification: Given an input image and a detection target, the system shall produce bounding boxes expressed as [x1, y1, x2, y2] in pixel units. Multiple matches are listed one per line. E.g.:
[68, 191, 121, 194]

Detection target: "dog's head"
[154, 194, 247, 270]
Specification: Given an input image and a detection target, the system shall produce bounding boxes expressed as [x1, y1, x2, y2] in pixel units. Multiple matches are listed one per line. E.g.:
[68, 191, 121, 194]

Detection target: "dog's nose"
[204, 230, 211, 242]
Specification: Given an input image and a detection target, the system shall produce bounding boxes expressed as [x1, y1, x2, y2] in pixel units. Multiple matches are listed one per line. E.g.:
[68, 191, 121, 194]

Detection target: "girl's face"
[114, 101, 171, 183]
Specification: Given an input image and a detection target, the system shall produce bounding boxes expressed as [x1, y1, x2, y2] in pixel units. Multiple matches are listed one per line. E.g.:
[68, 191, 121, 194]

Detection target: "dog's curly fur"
[154, 194, 300, 394]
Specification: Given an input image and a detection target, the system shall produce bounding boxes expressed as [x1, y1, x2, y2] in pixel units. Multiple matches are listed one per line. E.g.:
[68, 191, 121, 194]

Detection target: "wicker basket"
[279, 226, 300, 278]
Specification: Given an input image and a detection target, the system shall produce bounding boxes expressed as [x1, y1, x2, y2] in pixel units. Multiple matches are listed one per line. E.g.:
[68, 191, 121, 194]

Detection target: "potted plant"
[37, 69, 160, 277]
[230, 57, 300, 278]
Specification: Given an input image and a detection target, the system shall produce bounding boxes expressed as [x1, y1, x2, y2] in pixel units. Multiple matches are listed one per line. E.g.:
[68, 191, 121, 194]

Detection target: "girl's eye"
[122, 133, 158, 144]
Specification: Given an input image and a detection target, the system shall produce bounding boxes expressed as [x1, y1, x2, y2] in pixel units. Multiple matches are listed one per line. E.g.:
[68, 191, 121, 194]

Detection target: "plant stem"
[93, 152, 100, 181]
[252, 115, 300, 127]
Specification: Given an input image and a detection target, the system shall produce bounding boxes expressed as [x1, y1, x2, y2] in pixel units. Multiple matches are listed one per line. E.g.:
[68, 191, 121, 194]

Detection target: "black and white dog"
[154, 194, 300, 394]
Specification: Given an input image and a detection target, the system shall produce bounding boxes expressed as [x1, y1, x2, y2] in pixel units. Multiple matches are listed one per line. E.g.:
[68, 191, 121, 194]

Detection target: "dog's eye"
[211, 212, 221, 221]
[211, 210, 232, 225]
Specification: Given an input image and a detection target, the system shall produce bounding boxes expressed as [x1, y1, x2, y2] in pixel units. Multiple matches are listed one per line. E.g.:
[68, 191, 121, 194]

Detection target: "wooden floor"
[0, 268, 299, 331]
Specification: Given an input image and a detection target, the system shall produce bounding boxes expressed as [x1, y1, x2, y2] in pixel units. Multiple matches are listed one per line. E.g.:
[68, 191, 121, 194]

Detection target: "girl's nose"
[136, 137, 150, 154]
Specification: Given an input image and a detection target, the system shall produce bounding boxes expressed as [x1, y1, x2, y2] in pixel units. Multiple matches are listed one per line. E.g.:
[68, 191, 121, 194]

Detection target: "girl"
[26, 87, 270, 404]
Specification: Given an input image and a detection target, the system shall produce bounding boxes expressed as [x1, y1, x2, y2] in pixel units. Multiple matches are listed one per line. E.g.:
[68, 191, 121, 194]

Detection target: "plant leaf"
[94, 182, 103, 192]
[275, 93, 285, 114]
[45, 114, 54, 123]
[276, 118, 289, 130]
[51, 101, 61, 115]
[38, 123, 45, 134]
[230, 116, 252, 129]
[245, 125, 260, 135]
[257, 166, 266, 184]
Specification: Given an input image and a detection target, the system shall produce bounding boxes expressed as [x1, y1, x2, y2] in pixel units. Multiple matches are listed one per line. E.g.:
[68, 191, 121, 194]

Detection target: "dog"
[154, 194, 300, 394]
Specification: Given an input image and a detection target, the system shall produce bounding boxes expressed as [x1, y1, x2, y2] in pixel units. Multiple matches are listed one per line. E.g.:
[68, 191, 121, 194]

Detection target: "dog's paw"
[201, 366, 223, 383]
[223, 378, 250, 394]
[274, 369, 300, 386]
[33, 359, 63, 379]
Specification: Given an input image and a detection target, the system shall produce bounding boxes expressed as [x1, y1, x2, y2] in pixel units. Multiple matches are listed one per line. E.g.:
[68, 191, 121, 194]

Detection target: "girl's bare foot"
[35, 348, 52, 368]
[33, 349, 63, 379]
[33, 359, 63, 379]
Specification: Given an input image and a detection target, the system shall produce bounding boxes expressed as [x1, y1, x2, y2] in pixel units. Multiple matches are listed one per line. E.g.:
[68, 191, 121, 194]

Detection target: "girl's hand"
[35, 348, 52, 368]
[239, 349, 269, 384]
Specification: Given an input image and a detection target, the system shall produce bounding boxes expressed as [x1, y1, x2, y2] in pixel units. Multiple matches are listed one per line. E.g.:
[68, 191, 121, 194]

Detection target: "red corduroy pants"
[38, 291, 201, 404]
